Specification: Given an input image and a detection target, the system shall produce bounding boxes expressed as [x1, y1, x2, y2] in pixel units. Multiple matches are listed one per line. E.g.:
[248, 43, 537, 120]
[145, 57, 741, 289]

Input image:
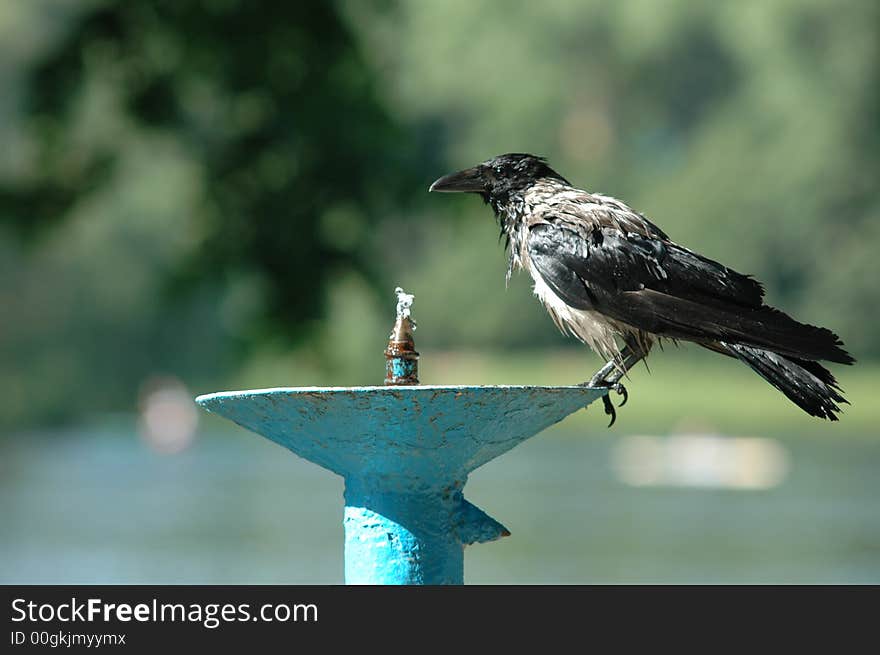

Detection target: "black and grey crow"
[430, 153, 853, 425]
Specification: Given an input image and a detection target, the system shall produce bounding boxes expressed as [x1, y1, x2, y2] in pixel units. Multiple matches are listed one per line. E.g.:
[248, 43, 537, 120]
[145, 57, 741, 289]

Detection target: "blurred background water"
[3, 419, 879, 584]
[1, 0, 878, 583]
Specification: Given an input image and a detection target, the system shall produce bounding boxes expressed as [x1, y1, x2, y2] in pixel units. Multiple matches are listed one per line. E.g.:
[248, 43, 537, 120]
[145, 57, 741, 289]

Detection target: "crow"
[429, 153, 853, 425]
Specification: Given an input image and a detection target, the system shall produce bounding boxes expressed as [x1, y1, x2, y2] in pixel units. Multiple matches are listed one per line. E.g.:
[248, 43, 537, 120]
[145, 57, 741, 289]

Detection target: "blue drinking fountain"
[196, 288, 604, 584]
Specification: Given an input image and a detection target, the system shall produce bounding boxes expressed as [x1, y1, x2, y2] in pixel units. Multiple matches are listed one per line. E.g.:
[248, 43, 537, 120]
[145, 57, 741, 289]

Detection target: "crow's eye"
[493, 165, 503, 175]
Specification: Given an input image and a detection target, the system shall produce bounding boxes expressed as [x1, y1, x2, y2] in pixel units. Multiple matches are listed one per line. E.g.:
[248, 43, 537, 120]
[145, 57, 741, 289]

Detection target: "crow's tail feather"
[720, 342, 848, 421]
[615, 289, 854, 365]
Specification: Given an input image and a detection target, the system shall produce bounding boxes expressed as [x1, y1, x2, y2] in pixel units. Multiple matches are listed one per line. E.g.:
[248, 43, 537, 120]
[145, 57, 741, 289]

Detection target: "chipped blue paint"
[386, 357, 417, 384]
[196, 385, 604, 584]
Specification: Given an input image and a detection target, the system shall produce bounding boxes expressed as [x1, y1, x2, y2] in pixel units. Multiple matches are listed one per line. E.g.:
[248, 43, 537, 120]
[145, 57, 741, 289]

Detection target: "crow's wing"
[526, 216, 765, 311]
[526, 218, 851, 363]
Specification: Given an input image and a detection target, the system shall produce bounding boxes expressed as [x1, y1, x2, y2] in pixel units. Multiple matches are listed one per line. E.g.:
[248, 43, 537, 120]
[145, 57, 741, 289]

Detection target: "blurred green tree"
[0, 0, 436, 339]
[0, 0, 449, 429]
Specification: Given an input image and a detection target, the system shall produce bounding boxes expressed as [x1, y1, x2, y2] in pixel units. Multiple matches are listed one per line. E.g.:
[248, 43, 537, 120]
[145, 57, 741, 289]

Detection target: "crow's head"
[429, 153, 567, 208]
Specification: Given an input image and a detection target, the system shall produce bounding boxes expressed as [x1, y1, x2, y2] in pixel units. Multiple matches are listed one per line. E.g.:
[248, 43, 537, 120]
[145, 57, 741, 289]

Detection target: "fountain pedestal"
[196, 384, 603, 584]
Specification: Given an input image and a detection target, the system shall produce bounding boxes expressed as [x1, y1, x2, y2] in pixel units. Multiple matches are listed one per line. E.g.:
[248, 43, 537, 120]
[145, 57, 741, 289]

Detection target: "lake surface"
[2, 417, 878, 584]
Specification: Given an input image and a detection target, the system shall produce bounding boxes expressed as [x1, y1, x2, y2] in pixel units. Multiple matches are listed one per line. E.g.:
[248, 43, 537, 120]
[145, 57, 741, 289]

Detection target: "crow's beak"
[429, 165, 486, 193]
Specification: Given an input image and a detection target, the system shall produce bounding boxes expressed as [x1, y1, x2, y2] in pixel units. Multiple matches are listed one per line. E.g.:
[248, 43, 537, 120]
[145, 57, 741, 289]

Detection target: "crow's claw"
[602, 393, 617, 428]
[614, 383, 628, 407]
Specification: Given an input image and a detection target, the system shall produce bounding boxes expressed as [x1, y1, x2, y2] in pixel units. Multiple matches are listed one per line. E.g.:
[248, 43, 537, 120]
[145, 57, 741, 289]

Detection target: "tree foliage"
[0, 0, 434, 334]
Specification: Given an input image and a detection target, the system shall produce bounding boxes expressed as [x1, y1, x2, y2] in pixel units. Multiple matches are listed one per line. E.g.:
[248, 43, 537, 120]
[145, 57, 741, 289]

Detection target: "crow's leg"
[581, 341, 648, 427]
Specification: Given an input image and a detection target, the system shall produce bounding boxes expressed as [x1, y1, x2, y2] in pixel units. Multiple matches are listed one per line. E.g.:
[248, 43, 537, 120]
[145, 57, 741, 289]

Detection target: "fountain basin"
[196, 384, 604, 583]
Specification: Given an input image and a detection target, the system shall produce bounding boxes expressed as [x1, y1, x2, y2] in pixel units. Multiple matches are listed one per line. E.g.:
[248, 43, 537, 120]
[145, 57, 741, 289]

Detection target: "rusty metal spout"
[385, 287, 419, 385]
